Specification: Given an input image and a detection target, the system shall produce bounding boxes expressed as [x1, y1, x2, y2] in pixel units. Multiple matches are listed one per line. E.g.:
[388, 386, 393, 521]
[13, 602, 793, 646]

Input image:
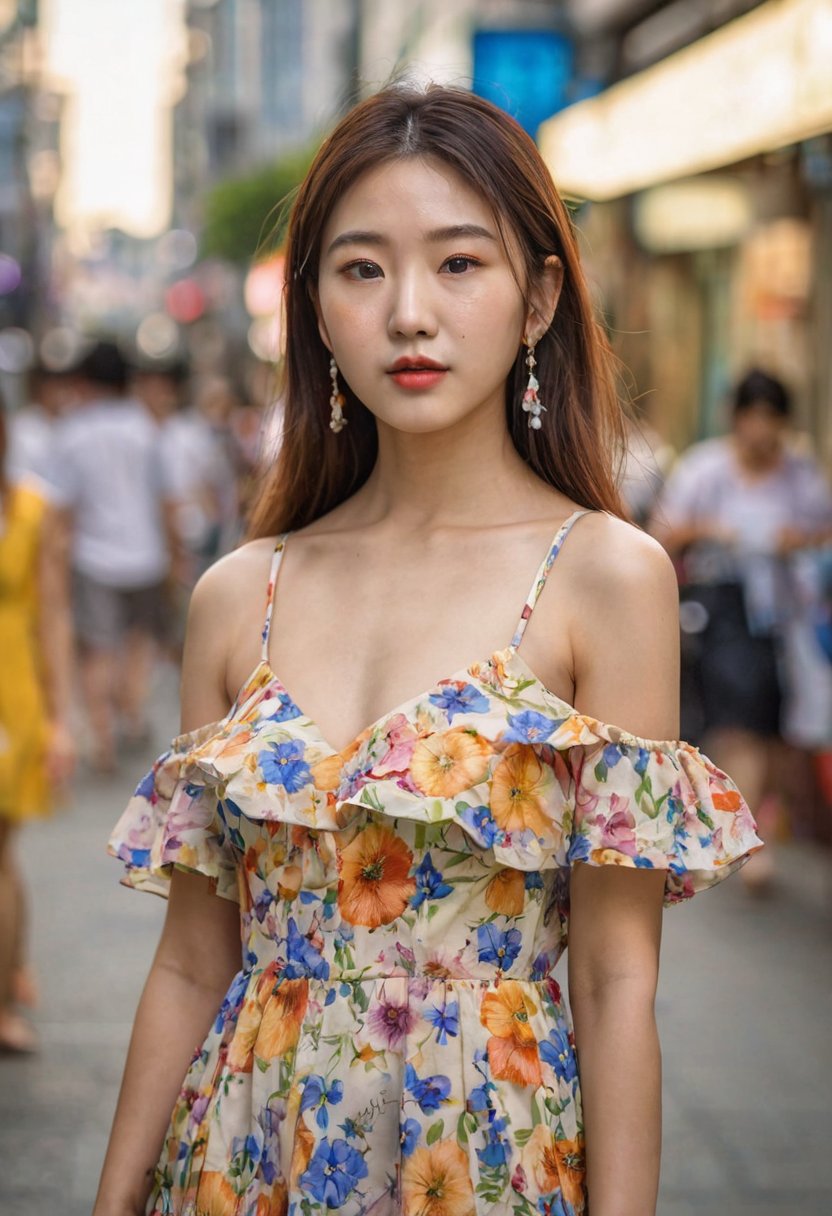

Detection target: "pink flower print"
[372, 713, 419, 777]
[366, 991, 416, 1050]
[591, 794, 637, 856]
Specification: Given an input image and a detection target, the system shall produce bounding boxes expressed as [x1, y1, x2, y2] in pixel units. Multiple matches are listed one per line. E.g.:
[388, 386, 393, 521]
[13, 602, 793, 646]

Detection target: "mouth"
[387, 356, 448, 390]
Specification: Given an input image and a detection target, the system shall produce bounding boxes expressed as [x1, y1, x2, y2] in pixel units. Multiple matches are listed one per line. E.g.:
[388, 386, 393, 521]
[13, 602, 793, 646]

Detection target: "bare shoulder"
[566, 512, 680, 739]
[189, 536, 277, 624]
[180, 537, 278, 727]
[567, 510, 678, 618]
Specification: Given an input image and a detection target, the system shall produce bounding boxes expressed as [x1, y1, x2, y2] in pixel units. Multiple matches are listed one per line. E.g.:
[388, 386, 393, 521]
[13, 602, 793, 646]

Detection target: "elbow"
[569, 964, 659, 1026]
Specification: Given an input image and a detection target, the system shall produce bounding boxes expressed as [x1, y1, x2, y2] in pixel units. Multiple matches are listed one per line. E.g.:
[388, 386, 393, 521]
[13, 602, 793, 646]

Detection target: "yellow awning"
[539, 0, 832, 201]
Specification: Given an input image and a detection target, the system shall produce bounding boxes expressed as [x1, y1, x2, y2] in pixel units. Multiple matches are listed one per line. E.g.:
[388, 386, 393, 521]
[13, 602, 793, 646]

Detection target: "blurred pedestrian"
[650, 369, 832, 889]
[6, 362, 81, 490]
[0, 398, 75, 1053]
[96, 85, 760, 1216]
[51, 340, 177, 771]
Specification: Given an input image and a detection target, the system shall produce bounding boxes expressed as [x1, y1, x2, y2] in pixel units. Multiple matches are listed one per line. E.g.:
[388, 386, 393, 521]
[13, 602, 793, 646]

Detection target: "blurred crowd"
[1, 352, 832, 1052]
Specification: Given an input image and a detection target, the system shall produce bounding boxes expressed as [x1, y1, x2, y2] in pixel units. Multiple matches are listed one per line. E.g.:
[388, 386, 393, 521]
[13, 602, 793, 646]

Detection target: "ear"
[309, 282, 333, 354]
[523, 255, 564, 347]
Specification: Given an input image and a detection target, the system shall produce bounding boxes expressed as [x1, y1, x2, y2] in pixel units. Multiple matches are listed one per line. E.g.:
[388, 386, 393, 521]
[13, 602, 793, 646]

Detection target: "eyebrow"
[325, 223, 498, 256]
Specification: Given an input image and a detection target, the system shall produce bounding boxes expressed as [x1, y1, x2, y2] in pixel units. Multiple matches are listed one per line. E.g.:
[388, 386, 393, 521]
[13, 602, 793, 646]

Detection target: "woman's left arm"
[37, 502, 77, 787]
[567, 521, 681, 1216]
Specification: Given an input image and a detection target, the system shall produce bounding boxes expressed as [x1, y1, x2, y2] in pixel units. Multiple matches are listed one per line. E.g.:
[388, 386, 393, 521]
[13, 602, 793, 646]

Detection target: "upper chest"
[225, 522, 584, 752]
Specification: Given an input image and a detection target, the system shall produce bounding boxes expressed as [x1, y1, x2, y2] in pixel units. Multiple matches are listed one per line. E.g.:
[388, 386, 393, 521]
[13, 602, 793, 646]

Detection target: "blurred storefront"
[541, 0, 832, 465]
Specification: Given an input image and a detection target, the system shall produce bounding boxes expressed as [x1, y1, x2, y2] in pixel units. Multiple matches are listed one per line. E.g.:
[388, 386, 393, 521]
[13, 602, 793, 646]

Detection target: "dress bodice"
[108, 510, 763, 1216]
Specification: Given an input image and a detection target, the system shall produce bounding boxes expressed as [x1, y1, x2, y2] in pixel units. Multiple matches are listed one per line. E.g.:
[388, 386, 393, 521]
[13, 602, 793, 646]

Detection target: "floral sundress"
[109, 508, 763, 1216]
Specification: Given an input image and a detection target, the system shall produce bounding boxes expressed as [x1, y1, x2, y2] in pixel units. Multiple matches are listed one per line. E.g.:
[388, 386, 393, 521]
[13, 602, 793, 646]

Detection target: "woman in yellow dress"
[0, 398, 75, 1051]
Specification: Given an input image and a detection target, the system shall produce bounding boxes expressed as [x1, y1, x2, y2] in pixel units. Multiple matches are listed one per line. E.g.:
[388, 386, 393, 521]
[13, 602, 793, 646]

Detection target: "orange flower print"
[410, 728, 491, 798]
[403, 1138, 476, 1216]
[194, 1171, 238, 1216]
[521, 1125, 586, 1208]
[277, 863, 303, 900]
[227, 996, 260, 1072]
[254, 1180, 289, 1216]
[490, 744, 555, 838]
[254, 978, 309, 1061]
[480, 981, 542, 1087]
[289, 1118, 315, 1187]
[338, 822, 416, 927]
[712, 787, 742, 812]
[484, 867, 526, 916]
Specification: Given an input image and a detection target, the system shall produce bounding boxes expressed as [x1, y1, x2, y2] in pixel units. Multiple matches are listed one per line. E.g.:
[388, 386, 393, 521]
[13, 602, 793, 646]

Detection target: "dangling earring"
[329, 356, 347, 433]
[522, 343, 545, 430]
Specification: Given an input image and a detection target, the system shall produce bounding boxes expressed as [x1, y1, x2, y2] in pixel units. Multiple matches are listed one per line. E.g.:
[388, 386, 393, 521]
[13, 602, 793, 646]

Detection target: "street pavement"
[1, 661, 831, 1216]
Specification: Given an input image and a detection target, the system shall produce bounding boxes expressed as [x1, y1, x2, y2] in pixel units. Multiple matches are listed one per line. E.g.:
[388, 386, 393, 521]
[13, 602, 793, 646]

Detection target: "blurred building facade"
[544, 0, 832, 465]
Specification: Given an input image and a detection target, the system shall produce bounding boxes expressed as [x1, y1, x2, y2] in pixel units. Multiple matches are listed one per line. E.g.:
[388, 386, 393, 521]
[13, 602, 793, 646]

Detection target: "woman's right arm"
[93, 568, 243, 1216]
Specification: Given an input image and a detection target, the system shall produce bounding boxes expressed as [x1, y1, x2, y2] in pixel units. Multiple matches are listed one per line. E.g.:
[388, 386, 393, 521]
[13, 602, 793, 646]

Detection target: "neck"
[352, 397, 546, 529]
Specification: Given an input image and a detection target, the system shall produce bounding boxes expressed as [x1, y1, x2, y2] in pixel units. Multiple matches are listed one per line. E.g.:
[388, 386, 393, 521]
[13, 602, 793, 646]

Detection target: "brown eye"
[444, 256, 478, 275]
[345, 260, 382, 280]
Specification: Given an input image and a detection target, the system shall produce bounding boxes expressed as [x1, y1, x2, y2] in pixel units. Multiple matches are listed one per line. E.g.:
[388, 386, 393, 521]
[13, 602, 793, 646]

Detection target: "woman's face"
[315, 156, 559, 436]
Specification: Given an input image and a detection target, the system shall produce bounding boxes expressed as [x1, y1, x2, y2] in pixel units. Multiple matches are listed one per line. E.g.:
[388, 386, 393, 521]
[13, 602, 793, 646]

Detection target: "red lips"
[387, 355, 447, 373]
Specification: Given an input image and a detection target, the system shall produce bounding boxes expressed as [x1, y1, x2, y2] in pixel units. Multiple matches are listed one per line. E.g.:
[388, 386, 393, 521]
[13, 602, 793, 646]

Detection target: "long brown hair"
[248, 84, 626, 537]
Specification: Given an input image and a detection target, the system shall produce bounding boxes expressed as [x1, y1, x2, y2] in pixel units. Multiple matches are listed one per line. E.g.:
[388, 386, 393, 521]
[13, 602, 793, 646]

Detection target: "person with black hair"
[51, 340, 178, 771]
[651, 369, 832, 889]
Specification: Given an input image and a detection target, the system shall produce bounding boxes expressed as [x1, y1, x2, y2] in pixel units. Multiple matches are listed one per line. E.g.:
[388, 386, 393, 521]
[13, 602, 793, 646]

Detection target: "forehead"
[321, 156, 497, 244]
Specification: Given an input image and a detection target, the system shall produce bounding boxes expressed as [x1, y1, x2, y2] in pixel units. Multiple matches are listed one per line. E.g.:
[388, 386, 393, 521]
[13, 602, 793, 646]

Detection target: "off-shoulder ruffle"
[564, 720, 764, 905]
[107, 720, 240, 903]
[110, 677, 762, 908]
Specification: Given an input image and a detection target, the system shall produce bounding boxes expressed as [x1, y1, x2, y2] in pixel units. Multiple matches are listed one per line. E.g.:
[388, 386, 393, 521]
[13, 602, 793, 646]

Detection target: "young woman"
[0, 401, 75, 1053]
[97, 85, 762, 1216]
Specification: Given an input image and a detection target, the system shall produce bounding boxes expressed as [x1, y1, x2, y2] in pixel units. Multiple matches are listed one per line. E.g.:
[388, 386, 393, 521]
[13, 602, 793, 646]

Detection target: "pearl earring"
[329, 356, 347, 433]
[522, 343, 545, 430]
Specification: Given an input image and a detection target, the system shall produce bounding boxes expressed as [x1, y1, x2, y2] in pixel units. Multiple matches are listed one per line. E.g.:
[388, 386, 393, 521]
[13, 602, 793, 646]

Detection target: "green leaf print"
[594, 759, 608, 783]
[513, 1126, 534, 1147]
[456, 1111, 469, 1145]
[530, 1093, 543, 1126]
[426, 1119, 444, 1145]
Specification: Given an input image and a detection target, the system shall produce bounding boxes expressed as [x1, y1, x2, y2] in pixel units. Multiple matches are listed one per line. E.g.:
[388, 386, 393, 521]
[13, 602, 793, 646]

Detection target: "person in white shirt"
[52, 341, 177, 772]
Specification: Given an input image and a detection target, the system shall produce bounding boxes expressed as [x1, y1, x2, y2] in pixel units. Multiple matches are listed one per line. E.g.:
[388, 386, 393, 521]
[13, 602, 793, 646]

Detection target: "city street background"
[0, 666, 830, 1216]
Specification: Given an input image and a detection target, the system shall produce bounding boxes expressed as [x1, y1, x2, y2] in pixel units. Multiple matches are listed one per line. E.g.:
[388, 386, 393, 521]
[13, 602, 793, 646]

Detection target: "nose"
[387, 266, 438, 340]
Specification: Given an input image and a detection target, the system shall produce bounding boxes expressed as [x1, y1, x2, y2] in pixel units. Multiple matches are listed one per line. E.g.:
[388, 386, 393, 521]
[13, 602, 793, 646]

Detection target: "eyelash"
[340, 254, 482, 280]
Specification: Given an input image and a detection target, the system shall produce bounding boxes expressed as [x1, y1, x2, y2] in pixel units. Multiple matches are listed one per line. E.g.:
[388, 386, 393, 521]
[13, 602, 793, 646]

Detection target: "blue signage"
[472, 29, 574, 139]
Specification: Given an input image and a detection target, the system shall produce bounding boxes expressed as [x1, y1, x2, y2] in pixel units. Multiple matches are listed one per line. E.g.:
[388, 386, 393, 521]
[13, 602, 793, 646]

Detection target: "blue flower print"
[567, 831, 592, 865]
[405, 1063, 451, 1114]
[539, 1026, 578, 1084]
[400, 1117, 421, 1157]
[213, 969, 248, 1033]
[300, 1137, 368, 1208]
[505, 710, 558, 744]
[410, 852, 453, 909]
[424, 998, 459, 1045]
[300, 1074, 344, 1130]
[258, 739, 311, 792]
[602, 743, 623, 768]
[457, 803, 505, 849]
[634, 746, 651, 775]
[538, 1194, 571, 1216]
[477, 922, 522, 972]
[265, 690, 303, 722]
[134, 767, 156, 799]
[429, 681, 490, 722]
[477, 1117, 510, 1168]
[284, 917, 330, 980]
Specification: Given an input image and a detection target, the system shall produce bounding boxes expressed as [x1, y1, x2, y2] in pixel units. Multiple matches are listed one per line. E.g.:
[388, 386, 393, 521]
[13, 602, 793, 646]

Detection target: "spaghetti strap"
[509, 509, 593, 651]
[261, 532, 290, 662]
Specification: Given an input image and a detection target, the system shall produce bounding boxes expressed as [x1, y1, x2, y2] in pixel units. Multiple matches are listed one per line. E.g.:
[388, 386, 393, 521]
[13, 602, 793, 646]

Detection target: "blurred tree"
[201, 147, 315, 264]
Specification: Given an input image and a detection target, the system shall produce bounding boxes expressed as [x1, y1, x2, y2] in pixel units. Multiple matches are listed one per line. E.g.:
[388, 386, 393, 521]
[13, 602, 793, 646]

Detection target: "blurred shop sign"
[539, 0, 832, 200]
[634, 177, 753, 253]
[472, 30, 573, 137]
